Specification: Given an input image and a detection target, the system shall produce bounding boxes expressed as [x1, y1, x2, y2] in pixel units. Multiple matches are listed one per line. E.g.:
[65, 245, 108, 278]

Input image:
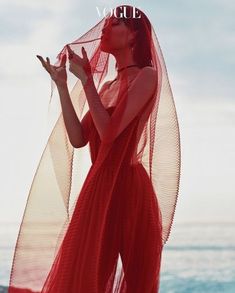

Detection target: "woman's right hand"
[36, 54, 67, 87]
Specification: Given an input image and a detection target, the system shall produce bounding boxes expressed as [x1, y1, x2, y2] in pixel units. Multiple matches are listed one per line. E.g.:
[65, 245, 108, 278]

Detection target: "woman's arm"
[57, 83, 85, 148]
[36, 53, 87, 148]
[81, 77, 112, 141]
[66, 45, 114, 142]
[82, 67, 158, 144]
[57, 80, 112, 148]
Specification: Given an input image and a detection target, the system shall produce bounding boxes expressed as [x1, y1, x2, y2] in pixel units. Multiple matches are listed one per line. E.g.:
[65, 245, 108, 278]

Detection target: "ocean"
[1, 222, 235, 292]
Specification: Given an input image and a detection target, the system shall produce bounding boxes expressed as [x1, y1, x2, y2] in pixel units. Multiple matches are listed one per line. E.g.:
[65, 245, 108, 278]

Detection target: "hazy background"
[0, 0, 235, 291]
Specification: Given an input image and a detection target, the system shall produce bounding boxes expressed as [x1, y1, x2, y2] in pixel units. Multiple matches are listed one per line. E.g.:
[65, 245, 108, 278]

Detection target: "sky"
[0, 0, 235, 226]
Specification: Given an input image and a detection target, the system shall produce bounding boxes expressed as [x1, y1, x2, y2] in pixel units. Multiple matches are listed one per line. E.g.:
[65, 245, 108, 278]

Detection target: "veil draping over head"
[8, 5, 181, 292]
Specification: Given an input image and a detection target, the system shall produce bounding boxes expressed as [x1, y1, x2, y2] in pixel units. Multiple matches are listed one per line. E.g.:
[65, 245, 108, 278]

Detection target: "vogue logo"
[96, 6, 142, 19]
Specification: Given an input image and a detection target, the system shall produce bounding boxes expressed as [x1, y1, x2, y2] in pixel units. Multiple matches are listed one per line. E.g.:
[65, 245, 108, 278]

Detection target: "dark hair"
[113, 5, 153, 69]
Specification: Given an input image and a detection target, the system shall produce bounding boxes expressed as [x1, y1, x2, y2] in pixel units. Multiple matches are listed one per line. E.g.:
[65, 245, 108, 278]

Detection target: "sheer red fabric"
[8, 5, 181, 292]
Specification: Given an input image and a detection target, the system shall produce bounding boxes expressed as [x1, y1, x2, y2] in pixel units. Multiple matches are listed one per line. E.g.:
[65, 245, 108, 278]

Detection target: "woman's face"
[100, 16, 136, 53]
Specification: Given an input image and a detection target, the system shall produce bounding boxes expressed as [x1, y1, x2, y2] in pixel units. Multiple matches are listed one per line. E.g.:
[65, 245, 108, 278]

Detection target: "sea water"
[160, 222, 235, 292]
[1, 222, 235, 292]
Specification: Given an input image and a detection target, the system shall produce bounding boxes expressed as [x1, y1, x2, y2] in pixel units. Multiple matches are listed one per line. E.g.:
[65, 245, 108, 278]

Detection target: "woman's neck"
[114, 49, 139, 80]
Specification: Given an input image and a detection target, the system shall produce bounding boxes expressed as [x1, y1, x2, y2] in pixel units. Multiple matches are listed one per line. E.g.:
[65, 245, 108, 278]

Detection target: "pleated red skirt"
[98, 162, 163, 292]
[40, 107, 163, 293]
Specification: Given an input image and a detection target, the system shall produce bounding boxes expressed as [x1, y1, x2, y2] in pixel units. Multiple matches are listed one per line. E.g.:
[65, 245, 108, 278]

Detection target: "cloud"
[146, 0, 235, 101]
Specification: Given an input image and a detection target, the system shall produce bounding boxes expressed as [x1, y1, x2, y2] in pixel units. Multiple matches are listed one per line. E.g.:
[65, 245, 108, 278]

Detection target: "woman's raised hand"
[36, 54, 67, 87]
[67, 45, 92, 85]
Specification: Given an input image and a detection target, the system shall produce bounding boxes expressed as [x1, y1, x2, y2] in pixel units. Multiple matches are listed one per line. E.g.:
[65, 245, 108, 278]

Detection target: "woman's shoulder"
[133, 66, 157, 89]
[139, 66, 157, 76]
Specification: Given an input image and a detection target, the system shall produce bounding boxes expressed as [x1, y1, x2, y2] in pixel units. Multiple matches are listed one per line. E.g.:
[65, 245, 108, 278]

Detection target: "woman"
[8, 5, 181, 293]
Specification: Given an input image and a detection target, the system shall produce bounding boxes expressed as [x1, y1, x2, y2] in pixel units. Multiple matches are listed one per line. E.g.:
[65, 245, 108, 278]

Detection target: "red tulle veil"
[8, 5, 181, 292]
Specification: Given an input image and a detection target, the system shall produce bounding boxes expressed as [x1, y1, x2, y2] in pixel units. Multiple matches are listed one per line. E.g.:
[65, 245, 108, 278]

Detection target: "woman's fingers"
[46, 57, 51, 67]
[67, 45, 74, 59]
[36, 55, 47, 68]
[67, 45, 83, 63]
[67, 45, 75, 60]
[81, 46, 88, 61]
[60, 54, 67, 67]
[36, 54, 68, 85]
[36, 55, 51, 74]
[37, 55, 59, 75]
[81, 47, 91, 75]
[46, 57, 56, 74]
[46, 57, 58, 74]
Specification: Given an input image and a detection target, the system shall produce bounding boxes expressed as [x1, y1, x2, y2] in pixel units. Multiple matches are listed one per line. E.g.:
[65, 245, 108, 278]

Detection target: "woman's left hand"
[67, 45, 92, 85]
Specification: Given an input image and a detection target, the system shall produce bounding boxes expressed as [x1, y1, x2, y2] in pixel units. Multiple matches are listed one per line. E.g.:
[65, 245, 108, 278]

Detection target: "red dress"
[40, 105, 163, 293]
[8, 6, 181, 292]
